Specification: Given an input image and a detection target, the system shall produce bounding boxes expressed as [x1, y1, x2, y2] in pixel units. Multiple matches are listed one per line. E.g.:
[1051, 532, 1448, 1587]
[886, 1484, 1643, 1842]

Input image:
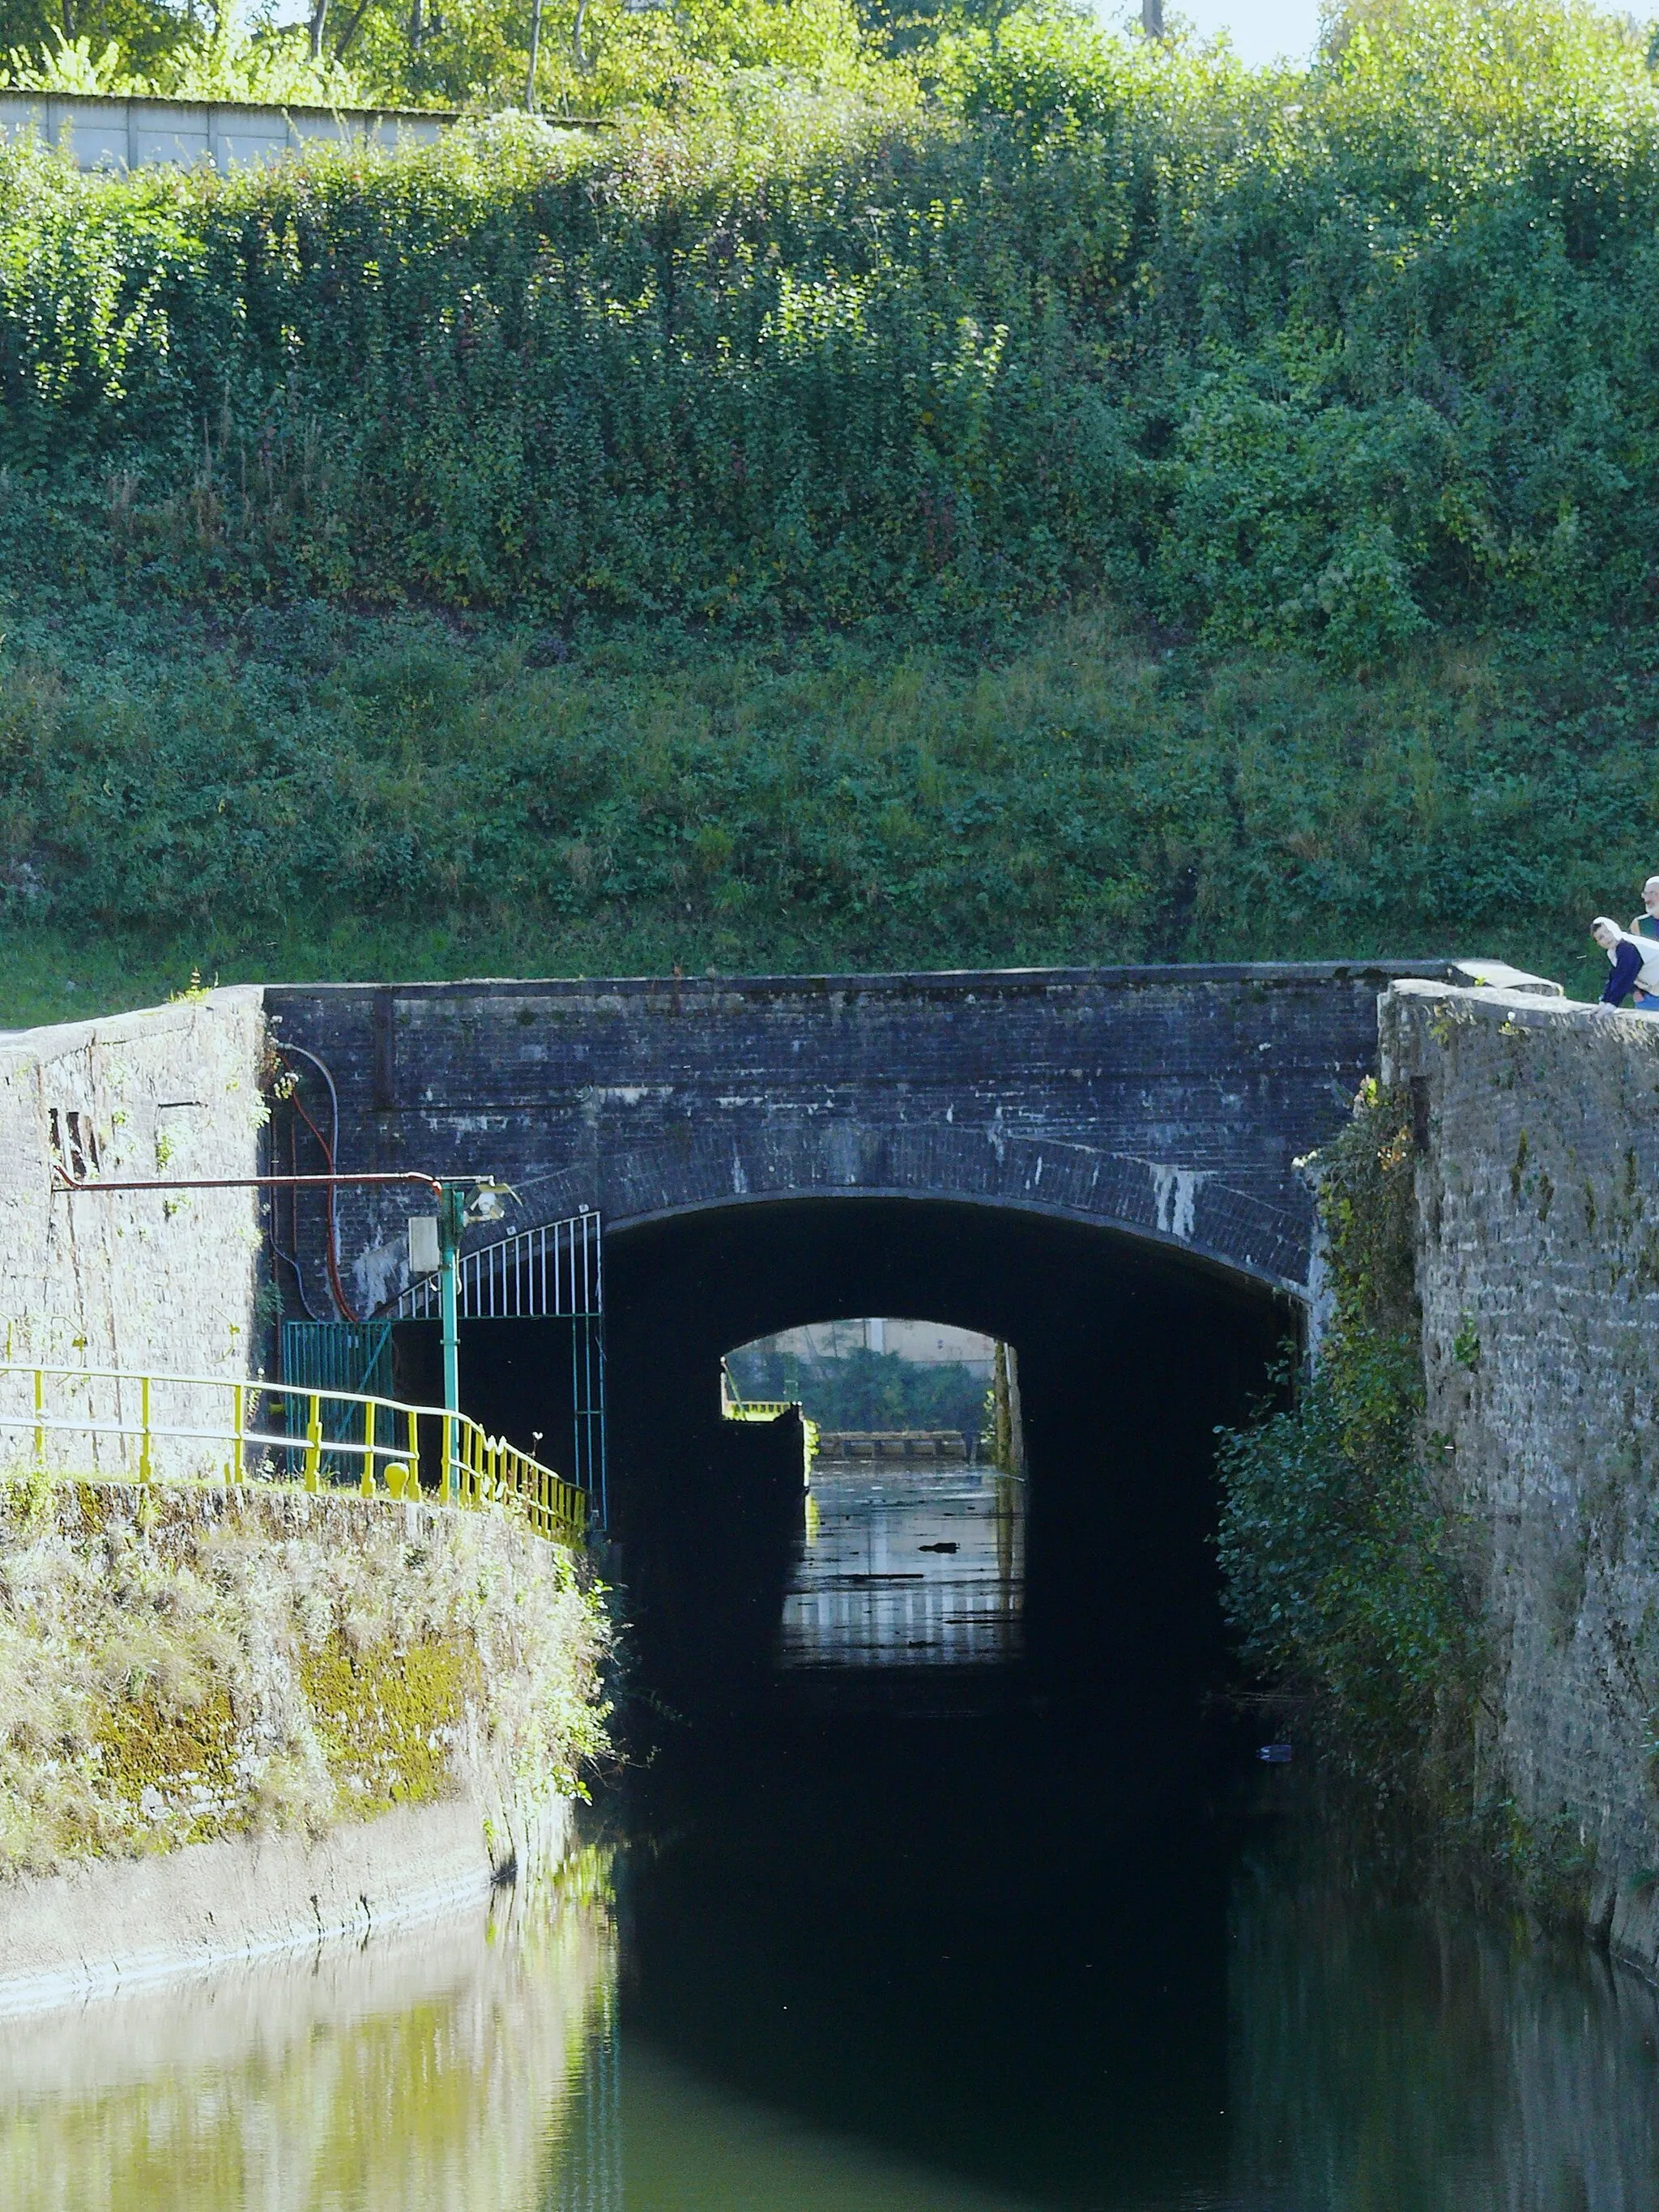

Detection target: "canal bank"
[0, 1481, 608, 2014]
[10, 1683, 1659, 2211]
[8, 1306, 1659, 2202]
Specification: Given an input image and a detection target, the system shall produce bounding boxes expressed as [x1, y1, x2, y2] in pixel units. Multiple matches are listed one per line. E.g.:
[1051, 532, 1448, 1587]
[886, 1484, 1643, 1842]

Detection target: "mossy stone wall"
[1383, 980, 1659, 1967]
[0, 1481, 608, 1876]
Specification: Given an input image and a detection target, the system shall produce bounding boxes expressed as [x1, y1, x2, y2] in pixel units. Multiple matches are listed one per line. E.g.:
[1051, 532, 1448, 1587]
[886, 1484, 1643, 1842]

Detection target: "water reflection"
[0, 1864, 611, 2212]
[779, 1465, 1025, 1669]
[1229, 1855, 1659, 2211]
[7, 1803, 1659, 2206]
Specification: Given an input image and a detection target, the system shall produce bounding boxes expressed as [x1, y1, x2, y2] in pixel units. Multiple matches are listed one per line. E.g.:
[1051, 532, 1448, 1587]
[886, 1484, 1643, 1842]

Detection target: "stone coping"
[0, 1792, 570, 2019]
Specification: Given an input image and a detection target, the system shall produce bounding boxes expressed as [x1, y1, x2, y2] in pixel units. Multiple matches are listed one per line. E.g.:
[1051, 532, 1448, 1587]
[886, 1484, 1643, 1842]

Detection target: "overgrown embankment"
[0, 1480, 608, 1874]
[1217, 1080, 1486, 1846]
[4, 1, 1659, 1012]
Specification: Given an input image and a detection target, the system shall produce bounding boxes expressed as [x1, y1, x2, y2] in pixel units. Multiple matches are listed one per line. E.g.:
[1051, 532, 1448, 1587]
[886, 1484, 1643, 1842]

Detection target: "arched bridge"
[265, 961, 1474, 1310]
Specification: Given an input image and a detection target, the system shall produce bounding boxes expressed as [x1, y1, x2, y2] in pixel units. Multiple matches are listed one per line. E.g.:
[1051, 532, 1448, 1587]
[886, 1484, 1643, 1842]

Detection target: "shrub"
[1216, 1080, 1483, 1807]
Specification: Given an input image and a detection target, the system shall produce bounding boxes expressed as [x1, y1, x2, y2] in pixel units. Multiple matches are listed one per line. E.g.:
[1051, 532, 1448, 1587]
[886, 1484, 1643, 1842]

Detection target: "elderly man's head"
[1593, 918, 1624, 950]
[1642, 876, 1659, 916]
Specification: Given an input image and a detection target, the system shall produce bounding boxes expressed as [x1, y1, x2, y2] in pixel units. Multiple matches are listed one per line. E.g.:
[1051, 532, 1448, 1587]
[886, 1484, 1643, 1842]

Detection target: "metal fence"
[280, 1319, 394, 1478]
[393, 1208, 607, 1522]
[0, 1364, 587, 1548]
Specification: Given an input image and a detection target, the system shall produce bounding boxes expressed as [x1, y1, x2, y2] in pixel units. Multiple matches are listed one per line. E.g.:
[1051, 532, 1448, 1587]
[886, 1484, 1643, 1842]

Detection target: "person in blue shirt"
[1592, 918, 1659, 1010]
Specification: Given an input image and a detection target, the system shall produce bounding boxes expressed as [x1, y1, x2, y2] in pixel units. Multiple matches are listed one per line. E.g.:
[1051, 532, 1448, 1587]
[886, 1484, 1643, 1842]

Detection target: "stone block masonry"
[0, 987, 265, 1387]
[268, 962, 1463, 1308]
[1384, 980, 1659, 1970]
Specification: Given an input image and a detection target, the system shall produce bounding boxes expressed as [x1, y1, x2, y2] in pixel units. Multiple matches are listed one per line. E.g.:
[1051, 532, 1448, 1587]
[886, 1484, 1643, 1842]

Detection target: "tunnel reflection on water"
[8, 1776, 1659, 2205]
[778, 1465, 1025, 1670]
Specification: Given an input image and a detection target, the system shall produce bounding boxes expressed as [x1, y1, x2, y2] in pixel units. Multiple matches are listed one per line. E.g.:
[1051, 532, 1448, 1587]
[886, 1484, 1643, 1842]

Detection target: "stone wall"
[1382, 980, 1659, 1968]
[0, 1481, 608, 2008]
[0, 989, 266, 1466]
[267, 961, 1458, 1308]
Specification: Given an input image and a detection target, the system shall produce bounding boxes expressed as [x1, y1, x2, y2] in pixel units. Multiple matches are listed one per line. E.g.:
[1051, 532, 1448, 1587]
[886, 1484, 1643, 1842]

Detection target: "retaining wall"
[0, 1482, 605, 2012]
[1383, 980, 1659, 1968]
[0, 987, 266, 1386]
[0, 92, 451, 173]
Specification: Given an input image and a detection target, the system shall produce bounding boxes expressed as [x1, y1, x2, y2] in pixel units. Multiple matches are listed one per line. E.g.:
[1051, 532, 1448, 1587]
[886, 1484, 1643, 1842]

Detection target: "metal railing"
[390, 1208, 608, 1520]
[719, 1383, 819, 1482]
[0, 1365, 587, 1549]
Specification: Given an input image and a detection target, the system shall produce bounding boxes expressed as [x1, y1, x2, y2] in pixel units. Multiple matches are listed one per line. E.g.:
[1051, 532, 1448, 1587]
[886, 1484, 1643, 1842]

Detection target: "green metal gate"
[280, 1319, 394, 1477]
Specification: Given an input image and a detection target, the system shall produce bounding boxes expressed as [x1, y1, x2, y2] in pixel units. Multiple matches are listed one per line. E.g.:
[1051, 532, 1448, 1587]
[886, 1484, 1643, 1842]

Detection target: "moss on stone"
[301, 1632, 482, 1817]
[94, 1685, 239, 1845]
[0, 1485, 610, 1875]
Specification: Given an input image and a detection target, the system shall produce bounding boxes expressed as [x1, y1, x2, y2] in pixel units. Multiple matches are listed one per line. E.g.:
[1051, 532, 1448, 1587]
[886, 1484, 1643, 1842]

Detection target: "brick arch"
[501, 1120, 1311, 1298]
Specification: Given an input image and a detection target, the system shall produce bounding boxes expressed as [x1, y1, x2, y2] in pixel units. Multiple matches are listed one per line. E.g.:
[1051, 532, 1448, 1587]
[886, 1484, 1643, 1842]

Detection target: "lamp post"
[413, 1179, 510, 1500]
[437, 1181, 467, 1500]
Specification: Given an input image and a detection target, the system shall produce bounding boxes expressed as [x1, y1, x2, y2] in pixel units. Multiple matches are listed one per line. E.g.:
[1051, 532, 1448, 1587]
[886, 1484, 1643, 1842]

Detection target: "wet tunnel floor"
[778, 1463, 1025, 1675]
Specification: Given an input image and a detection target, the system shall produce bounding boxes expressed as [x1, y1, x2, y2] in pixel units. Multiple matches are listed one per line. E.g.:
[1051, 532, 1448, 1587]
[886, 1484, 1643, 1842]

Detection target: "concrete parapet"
[0, 92, 454, 173]
[0, 1795, 569, 2017]
[0, 987, 265, 1389]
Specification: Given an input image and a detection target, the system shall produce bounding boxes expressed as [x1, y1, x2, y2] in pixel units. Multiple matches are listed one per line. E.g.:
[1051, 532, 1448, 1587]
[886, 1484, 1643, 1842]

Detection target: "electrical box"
[407, 1215, 441, 1276]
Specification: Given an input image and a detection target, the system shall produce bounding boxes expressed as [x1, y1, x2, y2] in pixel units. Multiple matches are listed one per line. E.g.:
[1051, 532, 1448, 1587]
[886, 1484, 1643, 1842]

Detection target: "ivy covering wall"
[1216, 1081, 1483, 1821]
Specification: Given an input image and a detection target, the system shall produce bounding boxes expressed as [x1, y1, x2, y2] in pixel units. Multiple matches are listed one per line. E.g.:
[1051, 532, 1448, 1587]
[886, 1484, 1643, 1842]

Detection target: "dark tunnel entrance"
[388, 1196, 1304, 2185]
[598, 1198, 1291, 1723]
[395, 1196, 1293, 1724]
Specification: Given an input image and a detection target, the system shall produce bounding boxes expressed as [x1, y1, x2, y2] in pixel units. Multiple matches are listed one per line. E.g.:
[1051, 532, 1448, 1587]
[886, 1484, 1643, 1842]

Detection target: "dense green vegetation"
[4, 0, 1659, 1022]
[1216, 1080, 1482, 1814]
[728, 1340, 988, 1438]
[1214, 1081, 1600, 1909]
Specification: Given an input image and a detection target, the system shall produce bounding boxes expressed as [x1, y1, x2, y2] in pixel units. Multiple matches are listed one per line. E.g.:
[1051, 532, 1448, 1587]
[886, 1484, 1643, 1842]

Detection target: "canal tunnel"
[434, 1197, 1293, 1720]
[598, 1199, 1292, 2179]
[331, 1188, 1294, 2176]
[390, 1197, 1290, 1720]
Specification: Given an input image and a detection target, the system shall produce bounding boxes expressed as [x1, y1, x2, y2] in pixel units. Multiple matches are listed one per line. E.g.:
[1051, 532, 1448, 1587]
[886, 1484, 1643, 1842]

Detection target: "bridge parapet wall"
[1383, 980, 1659, 1965]
[267, 964, 1452, 1310]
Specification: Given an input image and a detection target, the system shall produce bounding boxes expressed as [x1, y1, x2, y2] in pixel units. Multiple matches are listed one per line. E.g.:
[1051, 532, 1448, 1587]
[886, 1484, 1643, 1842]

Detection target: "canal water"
[778, 1461, 1024, 1672]
[6, 1471, 1659, 2210]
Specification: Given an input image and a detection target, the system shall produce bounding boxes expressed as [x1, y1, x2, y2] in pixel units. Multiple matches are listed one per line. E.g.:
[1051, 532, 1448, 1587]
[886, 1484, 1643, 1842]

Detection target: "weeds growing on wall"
[0, 1481, 611, 1872]
[1216, 1080, 1484, 1822]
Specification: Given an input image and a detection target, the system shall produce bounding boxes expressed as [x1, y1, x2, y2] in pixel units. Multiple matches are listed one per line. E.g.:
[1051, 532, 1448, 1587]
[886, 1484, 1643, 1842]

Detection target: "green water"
[6, 1776, 1659, 2211]
[6, 1468, 1659, 2209]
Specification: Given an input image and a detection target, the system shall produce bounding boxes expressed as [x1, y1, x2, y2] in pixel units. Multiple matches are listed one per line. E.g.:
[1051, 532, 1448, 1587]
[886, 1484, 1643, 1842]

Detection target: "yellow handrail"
[0, 1365, 587, 1549]
[723, 1396, 799, 1421]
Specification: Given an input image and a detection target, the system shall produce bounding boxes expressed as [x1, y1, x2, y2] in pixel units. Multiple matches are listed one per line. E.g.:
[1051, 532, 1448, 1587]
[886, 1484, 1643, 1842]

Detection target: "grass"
[0, 595, 1634, 1029]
